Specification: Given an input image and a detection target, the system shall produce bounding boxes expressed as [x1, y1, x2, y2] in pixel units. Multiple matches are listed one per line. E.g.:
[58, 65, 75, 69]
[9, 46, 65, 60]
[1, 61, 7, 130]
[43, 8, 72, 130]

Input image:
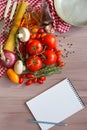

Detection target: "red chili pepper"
[25, 80, 32, 86]
[26, 74, 35, 79]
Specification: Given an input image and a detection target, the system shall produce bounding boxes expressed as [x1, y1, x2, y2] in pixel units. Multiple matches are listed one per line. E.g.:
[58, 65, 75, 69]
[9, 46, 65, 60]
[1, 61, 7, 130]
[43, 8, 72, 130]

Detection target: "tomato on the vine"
[42, 50, 57, 65]
[26, 56, 42, 72]
[27, 39, 43, 55]
[42, 34, 57, 49]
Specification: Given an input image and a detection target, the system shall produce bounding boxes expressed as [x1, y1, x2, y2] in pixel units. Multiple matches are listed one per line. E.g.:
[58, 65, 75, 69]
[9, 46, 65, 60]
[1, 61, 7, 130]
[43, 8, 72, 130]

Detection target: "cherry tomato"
[38, 28, 44, 34]
[30, 33, 36, 39]
[36, 33, 41, 39]
[32, 78, 38, 83]
[56, 50, 63, 56]
[37, 79, 43, 84]
[20, 74, 26, 78]
[27, 39, 43, 55]
[25, 80, 32, 86]
[39, 76, 46, 81]
[56, 56, 61, 64]
[19, 77, 24, 84]
[59, 61, 65, 67]
[42, 50, 57, 65]
[26, 56, 42, 72]
[41, 32, 47, 38]
[32, 27, 38, 33]
[26, 73, 35, 78]
[42, 34, 57, 49]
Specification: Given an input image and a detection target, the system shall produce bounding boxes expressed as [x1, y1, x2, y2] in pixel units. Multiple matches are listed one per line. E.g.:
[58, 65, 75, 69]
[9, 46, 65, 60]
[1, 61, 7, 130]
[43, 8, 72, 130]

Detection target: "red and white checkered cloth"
[0, 0, 71, 77]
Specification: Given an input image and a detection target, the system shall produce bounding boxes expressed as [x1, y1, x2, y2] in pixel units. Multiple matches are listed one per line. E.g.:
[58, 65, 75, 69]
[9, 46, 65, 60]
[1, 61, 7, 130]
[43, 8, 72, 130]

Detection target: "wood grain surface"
[0, 26, 87, 130]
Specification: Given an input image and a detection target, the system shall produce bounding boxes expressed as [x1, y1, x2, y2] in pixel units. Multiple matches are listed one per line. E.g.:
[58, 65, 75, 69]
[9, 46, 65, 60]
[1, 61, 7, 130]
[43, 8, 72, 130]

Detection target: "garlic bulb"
[14, 60, 26, 74]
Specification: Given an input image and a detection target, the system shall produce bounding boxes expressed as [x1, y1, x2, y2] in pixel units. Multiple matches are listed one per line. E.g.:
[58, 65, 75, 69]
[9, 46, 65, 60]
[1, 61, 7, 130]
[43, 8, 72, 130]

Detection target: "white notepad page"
[26, 78, 85, 130]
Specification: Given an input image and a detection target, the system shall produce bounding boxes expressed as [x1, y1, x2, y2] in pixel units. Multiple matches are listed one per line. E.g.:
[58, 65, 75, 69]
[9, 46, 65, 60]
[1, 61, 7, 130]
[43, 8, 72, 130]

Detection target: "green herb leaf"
[35, 65, 62, 77]
[15, 32, 25, 62]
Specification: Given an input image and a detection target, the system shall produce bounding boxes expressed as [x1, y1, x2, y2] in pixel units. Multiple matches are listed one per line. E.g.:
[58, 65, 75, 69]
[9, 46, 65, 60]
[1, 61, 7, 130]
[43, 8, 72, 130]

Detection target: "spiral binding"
[66, 78, 85, 108]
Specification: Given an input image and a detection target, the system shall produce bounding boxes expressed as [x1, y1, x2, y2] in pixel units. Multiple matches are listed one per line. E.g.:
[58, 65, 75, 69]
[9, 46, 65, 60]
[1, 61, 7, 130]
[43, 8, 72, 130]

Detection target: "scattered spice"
[58, 39, 61, 42]
[57, 36, 75, 58]
[59, 44, 63, 47]
[63, 36, 66, 39]
[73, 51, 75, 53]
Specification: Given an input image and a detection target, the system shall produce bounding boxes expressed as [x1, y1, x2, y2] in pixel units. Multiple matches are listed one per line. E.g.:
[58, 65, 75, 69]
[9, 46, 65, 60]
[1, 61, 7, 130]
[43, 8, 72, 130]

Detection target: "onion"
[0, 50, 17, 68]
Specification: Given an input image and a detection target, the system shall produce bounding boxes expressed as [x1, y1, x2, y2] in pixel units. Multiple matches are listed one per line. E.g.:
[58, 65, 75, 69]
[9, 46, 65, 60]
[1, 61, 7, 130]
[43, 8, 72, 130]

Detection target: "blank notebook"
[26, 78, 85, 130]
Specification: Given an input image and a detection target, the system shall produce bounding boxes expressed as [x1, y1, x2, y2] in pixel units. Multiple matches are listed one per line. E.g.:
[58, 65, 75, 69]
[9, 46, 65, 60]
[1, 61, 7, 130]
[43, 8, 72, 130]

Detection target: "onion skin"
[0, 50, 17, 68]
[0, 59, 6, 67]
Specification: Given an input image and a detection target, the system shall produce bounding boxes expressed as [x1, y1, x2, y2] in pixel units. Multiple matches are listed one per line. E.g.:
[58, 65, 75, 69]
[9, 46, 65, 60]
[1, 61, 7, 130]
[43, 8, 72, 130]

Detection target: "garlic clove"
[45, 24, 55, 33]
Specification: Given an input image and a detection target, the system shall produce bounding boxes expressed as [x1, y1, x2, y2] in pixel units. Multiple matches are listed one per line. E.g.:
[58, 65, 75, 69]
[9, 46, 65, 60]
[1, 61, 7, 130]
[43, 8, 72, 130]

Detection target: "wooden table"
[0, 26, 87, 130]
